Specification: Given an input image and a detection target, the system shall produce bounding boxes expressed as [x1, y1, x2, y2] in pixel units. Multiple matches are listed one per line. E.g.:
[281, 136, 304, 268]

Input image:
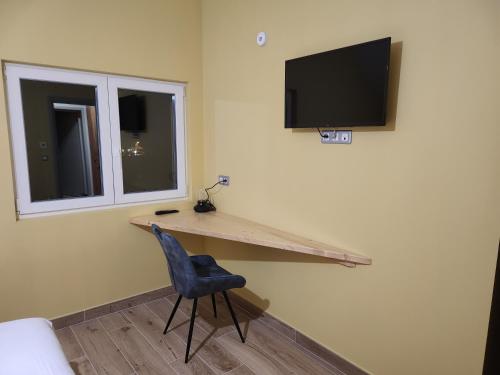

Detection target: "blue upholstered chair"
[152, 224, 246, 363]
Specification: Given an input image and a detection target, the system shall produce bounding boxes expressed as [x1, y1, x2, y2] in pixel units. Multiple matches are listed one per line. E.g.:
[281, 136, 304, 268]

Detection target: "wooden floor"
[56, 294, 341, 375]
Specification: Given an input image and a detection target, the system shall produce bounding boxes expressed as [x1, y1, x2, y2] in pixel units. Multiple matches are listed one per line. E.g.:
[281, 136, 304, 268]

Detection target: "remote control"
[155, 209, 179, 215]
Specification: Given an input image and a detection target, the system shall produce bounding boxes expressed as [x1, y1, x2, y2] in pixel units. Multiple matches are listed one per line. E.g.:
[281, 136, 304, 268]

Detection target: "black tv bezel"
[284, 37, 391, 129]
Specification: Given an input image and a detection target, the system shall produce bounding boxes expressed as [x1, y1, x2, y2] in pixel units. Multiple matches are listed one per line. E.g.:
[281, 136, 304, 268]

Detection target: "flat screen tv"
[285, 37, 391, 128]
[119, 94, 146, 132]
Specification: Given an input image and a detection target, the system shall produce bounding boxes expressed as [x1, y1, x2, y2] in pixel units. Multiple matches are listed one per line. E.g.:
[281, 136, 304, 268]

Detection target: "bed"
[0, 318, 74, 375]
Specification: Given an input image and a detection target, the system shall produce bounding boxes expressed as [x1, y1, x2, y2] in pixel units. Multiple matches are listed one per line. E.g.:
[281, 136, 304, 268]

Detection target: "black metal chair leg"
[211, 293, 217, 318]
[163, 294, 182, 334]
[222, 291, 245, 343]
[185, 298, 198, 363]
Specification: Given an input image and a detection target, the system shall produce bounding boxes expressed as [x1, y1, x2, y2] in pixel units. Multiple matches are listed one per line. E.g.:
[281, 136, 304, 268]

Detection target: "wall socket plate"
[320, 130, 352, 144]
[218, 175, 230, 186]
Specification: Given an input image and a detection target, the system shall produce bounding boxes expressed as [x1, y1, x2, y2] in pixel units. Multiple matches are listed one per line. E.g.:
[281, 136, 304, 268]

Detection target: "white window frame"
[5, 64, 115, 215]
[108, 76, 187, 204]
[4, 63, 187, 216]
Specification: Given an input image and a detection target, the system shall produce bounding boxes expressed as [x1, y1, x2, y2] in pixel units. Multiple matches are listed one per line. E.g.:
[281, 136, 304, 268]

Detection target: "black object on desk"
[155, 209, 179, 215]
[193, 200, 216, 213]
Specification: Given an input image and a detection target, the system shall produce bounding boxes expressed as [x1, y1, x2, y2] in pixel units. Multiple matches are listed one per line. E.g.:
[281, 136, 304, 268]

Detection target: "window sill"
[16, 196, 190, 220]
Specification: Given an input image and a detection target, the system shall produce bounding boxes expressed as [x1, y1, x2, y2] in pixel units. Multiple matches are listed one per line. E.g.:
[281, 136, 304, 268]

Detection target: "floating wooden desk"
[130, 210, 371, 267]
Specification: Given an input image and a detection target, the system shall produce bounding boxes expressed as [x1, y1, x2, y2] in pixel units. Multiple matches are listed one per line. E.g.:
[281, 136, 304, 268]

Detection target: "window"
[5, 63, 187, 216]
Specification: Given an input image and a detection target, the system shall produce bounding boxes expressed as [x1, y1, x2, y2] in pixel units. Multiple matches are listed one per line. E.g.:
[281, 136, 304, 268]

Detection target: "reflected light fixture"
[122, 140, 145, 157]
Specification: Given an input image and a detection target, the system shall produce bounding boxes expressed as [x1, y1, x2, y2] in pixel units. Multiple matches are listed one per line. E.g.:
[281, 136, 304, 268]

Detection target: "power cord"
[204, 179, 225, 202]
[317, 127, 328, 138]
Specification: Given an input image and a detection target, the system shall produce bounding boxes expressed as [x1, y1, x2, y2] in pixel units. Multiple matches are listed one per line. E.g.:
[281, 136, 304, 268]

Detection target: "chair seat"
[189, 255, 246, 298]
[191, 255, 229, 277]
[194, 262, 230, 278]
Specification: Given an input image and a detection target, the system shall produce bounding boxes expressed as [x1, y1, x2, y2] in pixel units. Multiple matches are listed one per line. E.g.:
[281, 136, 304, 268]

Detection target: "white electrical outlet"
[218, 175, 230, 186]
[320, 130, 352, 144]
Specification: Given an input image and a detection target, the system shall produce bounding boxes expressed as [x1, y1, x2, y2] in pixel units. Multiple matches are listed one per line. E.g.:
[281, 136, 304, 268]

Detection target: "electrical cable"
[204, 180, 224, 202]
[317, 127, 328, 138]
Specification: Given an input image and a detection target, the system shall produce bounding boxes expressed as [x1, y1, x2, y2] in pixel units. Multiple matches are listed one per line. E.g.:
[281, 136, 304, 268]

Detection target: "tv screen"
[285, 37, 391, 128]
[119, 94, 146, 132]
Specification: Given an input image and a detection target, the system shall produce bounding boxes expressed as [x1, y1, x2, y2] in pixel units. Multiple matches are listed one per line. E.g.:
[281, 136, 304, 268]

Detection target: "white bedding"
[0, 318, 74, 375]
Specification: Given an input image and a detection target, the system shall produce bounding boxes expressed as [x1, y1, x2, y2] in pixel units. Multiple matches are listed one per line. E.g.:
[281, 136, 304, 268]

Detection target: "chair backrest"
[151, 224, 197, 297]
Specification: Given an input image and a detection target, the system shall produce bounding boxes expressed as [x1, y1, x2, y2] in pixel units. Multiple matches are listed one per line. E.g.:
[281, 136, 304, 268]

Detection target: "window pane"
[20, 80, 103, 202]
[118, 88, 177, 194]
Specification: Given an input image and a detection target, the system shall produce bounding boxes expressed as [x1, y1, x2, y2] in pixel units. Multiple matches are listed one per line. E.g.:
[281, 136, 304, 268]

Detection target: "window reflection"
[20, 80, 103, 202]
[118, 88, 177, 194]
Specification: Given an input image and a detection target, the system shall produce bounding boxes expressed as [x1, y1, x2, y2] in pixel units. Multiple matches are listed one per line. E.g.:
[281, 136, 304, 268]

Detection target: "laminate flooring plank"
[170, 357, 216, 375]
[71, 319, 134, 375]
[226, 365, 255, 375]
[56, 327, 85, 361]
[242, 320, 339, 375]
[109, 326, 175, 374]
[217, 330, 292, 375]
[70, 357, 98, 375]
[148, 298, 241, 374]
[121, 304, 186, 363]
[99, 311, 176, 374]
[185, 332, 241, 374]
[99, 311, 133, 332]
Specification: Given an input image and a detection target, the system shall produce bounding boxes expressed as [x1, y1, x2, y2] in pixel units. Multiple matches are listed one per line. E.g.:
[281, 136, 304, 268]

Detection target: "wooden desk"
[130, 210, 371, 267]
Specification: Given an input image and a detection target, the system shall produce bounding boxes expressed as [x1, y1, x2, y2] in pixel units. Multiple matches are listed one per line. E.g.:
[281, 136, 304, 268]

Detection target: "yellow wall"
[201, 1, 500, 374]
[1, 1, 499, 374]
[0, 0, 203, 320]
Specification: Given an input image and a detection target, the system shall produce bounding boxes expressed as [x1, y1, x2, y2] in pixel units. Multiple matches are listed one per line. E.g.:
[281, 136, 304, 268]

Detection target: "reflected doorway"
[52, 103, 102, 198]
